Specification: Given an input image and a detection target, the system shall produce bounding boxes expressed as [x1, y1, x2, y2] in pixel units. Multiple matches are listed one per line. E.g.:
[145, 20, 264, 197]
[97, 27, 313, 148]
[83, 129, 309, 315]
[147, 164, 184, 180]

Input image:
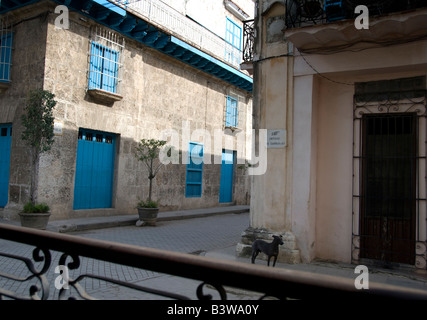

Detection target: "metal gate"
[360, 114, 416, 265]
[352, 77, 427, 267]
[0, 124, 12, 207]
[73, 129, 116, 210]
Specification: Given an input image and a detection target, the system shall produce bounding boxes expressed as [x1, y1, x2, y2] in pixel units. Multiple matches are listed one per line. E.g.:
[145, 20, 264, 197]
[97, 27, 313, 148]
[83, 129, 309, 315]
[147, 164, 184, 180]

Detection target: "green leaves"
[134, 139, 167, 162]
[136, 198, 159, 208]
[21, 89, 57, 154]
[22, 201, 50, 213]
[134, 138, 167, 177]
[134, 138, 168, 204]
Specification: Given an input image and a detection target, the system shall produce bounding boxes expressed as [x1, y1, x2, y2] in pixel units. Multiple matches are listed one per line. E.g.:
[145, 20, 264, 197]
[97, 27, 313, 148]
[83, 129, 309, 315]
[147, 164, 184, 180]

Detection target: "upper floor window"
[0, 32, 13, 83]
[225, 95, 238, 128]
[88, 28, 124, 95]
[225, 18, 241, 66]
[226, 18, 241, 49]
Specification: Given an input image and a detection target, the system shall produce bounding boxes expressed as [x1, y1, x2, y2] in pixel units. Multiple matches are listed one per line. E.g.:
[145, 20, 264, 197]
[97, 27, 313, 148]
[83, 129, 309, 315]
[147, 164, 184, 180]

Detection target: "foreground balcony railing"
[1, 223, 427, 300]
[123, 0, 242, 69]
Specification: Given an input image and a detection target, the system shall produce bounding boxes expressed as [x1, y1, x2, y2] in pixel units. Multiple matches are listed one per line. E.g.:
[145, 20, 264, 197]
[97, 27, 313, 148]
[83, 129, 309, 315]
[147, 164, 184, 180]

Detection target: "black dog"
[251, 235, 284, 267]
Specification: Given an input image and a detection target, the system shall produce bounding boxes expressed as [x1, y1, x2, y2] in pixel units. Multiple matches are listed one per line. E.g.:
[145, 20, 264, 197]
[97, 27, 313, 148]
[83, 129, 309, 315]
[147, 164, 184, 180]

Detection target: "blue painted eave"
[0, 0, 253, 93]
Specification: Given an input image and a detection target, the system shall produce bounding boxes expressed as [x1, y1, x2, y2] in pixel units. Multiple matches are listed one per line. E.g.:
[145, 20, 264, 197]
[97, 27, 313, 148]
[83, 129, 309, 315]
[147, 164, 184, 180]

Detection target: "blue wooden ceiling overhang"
[0, 0, 253, 93]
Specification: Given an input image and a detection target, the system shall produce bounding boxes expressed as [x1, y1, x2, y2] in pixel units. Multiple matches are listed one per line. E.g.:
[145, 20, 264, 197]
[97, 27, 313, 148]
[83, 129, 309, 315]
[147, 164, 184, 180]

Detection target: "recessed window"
[88, 27, 124, 95]
[225, 95, 238, 128]
[225, 18, 241, 66]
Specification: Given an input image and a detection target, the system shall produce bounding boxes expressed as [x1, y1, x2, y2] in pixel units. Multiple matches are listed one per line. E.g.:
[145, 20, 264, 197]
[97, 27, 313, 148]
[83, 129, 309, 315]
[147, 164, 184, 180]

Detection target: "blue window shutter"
[225, 18, 241, 50]
[185, 142, 203, 197]
[101, 48, 119, 93]
[89, 41, 102, 89]
[0, 33, 13, 82]
[225, 96, 238, 128]
[232, 98, 238, 127]
[89, 41, 119, 93]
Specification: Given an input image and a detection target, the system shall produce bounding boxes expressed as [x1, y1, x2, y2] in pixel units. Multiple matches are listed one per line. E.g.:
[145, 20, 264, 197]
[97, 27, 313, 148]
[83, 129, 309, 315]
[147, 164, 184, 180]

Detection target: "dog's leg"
[251, 250, 259, 264]
[267, 255, 271, 267]
[272, 255, 278, 267]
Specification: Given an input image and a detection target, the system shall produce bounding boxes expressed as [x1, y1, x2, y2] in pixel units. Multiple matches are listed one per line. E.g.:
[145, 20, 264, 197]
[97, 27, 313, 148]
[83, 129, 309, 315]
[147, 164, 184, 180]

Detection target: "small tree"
[134, 138, 167, 207]
[21, 89, 57, 205]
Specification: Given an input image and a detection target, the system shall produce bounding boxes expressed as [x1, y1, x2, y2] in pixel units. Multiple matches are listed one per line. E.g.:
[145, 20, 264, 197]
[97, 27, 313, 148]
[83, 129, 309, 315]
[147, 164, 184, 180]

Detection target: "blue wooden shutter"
[0, 33, 13, 82]
[219, 149, 234, 203]
[101, 47, 119, 93]
[226, 18, 241, 49]
[185, 142, 203, 197]
[225, 96, 238, 128]
[89, 42, 103, 90]
[0, 124, 12, 207]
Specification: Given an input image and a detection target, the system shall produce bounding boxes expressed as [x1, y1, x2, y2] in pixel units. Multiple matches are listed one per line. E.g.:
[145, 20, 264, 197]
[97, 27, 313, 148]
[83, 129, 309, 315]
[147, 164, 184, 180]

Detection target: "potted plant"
[18, 89, 56, 229]
[134, 138, 167, 226]
[19, 202, 51, 230]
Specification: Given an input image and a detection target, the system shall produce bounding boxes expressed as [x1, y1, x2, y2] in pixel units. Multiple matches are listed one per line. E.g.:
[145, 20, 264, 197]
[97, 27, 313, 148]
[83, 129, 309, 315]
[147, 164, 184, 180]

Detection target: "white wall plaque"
[267, 129, 287, 148]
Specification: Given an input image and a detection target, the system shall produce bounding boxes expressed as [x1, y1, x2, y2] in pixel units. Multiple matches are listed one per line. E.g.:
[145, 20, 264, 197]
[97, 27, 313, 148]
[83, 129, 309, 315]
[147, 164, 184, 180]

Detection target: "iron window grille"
[88, 27, 124, 95]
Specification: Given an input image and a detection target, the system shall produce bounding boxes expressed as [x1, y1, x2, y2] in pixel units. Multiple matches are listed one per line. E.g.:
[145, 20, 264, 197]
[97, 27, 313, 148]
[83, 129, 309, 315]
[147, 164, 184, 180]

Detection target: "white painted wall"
[293, 41, 427, 262]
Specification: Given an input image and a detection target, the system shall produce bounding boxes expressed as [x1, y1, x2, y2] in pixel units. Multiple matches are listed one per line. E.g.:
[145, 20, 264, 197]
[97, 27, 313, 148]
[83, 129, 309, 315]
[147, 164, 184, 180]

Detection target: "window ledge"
[87, 88, 123, 103]
[0, 81, 11, 93]
[224, 126, 242, 134]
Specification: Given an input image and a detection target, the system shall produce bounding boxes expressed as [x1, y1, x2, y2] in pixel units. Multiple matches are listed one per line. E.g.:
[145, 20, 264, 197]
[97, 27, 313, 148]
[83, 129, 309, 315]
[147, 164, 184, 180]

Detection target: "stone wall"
[0, 3, 252, 220]
[0, 7, 49, 215]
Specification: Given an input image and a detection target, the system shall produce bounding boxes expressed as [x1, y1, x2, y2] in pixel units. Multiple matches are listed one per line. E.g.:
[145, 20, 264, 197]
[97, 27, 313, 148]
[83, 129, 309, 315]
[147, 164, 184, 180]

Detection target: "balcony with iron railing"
[285, 0, 427, 29]
[123, 0, 243, 71]
[240, 19, 254, 74]
[263, 0, 427, 54]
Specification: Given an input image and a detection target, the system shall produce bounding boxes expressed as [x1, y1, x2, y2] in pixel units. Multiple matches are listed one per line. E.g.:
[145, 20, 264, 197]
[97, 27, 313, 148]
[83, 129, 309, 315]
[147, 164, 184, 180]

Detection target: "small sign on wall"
[267, 129, 287, 148]
[54, 120, 64, 136]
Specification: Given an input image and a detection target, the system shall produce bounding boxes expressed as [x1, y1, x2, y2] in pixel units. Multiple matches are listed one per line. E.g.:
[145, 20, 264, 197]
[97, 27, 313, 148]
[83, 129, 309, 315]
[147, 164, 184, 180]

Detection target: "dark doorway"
[360, 113, 416, 265]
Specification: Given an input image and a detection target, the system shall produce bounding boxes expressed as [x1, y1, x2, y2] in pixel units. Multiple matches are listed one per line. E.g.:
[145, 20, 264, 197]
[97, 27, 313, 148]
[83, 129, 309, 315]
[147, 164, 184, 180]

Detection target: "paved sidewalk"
[0, 205, 250, 233]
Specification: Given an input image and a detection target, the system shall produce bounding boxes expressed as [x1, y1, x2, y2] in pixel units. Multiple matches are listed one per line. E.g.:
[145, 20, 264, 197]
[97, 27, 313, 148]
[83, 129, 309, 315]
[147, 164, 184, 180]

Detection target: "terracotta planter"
[136, 207, 159, 226]
[19, 212, 51, 230]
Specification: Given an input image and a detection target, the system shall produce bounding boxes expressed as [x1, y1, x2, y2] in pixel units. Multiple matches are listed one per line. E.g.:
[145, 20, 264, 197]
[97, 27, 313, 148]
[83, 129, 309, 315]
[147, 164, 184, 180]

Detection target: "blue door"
[73, 129, 116, 210]
[0, 124, 12, 207]
[219, 149, 234, 203]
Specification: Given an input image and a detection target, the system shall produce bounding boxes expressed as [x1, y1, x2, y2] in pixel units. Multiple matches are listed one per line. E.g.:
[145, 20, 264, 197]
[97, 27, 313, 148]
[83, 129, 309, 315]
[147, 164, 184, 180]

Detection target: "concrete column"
[291, 74, 317, 263]
[236, 55, 300, 264]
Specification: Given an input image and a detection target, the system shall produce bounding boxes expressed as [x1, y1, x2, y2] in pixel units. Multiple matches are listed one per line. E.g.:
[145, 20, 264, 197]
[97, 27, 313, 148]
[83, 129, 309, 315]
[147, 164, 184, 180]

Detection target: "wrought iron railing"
[242, 19, 254, 63]
[285, 0, 427, 29]
[1, 223, 427, 300]
[123, 0, 242, 69]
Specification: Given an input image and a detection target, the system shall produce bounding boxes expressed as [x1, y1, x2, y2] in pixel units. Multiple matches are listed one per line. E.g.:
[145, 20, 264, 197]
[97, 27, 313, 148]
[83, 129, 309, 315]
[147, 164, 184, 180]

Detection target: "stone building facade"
[0, 0, 254, 220]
